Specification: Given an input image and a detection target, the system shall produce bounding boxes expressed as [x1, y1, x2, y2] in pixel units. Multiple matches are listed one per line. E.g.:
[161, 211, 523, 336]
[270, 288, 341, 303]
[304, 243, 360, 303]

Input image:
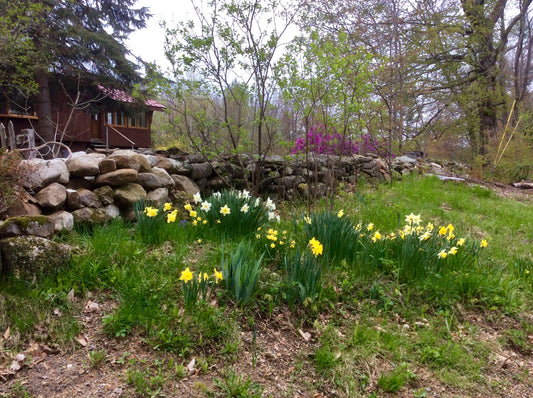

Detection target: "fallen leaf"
[85, 301, 100, 312]
[67, 289, 75, 302]
[3, 327, 10, 340]
[76, 335, 88, 347]
[298, 329, 311, 342]
[15, 353, 25, 362]
[9, 361, 21, 372]
[53, 308, 61, 316]
[187, 357, 196, 373]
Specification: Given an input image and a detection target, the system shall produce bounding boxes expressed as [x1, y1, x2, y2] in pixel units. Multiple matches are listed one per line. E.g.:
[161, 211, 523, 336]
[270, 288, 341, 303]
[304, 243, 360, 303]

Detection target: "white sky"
[126, 0, 195, 73]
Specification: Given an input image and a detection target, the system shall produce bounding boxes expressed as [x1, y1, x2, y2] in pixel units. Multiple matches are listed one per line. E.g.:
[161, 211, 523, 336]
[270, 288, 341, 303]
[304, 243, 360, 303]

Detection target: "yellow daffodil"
[426, 222, 434, 232]
[179, 267, 193, 283]
[203, 272, 209, 282]
[446, 224, 454, 234]
[337, 209, 344, 218]
[184, 203, 192, 211]
[163, 202, 172, 211]
[279, 241, 284, 245]
[167, 211, 177, 223]
[267, 228, 277, 235]
[448, 246, 458, 255]
[304, 216, 311, 224]
[290, 240, 296, 248]
[437, 250, 447, 259]
[367, 223, 374, 231]
[192, 220, 198, 226]
[419, 231, 431, 241]
[438, 226, 447, 236]
[202, 220, 207, 225]
[189, 210, 197, 218]
[220, 205, 231, 216]
[256, 234, 261, 239]
[309, 237, 323, 257]
[480, 239, 488, 248]
[197, 239, 202, 244]
[197, 217, 202, 221]
[372, 231, 382, 242]
[214, 268, 223, 283]
[457, 238, 466, 246]
[270, 243, 276, 248]
[216, 219, 221, 224]
[144, 206, 158, 217]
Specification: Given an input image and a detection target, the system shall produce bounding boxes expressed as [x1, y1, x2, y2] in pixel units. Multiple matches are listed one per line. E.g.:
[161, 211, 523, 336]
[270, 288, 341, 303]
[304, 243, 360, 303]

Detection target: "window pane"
[116, 112, 124, 126]
[106, 112, 113, 124]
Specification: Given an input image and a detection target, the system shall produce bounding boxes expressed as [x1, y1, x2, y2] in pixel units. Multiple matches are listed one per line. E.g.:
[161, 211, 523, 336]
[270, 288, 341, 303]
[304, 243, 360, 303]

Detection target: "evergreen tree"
[11, 0, 150, 142]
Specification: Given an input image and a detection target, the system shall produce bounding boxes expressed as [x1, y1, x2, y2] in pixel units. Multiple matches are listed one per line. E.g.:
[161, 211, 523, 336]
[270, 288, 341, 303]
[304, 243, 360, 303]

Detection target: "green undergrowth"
[1, 176, 532, 397]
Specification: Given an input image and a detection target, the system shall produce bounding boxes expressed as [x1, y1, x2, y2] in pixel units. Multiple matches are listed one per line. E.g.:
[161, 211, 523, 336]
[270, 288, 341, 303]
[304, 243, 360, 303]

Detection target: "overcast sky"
[126, 0, 195, 73]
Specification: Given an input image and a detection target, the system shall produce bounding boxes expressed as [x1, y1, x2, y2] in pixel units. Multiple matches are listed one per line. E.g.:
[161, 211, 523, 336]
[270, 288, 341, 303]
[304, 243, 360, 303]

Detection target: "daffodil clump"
[133, 200, 182, 245]
[303, 211, 359, 265]
[179, 266, 224, 310]
[282, 237, 324, 306]
[355, 212, 489, 282]
[185, 189, 279, 239]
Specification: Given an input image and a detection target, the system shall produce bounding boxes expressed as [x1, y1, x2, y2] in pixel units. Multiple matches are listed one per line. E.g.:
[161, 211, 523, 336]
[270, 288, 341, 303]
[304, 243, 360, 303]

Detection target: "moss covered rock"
[0, 216, 55, 239]
[0, 236, 72, 283]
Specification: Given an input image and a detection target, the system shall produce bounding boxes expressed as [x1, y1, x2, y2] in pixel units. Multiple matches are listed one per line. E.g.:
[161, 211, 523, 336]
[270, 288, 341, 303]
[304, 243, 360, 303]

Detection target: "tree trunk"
[35, 73, 55, 142]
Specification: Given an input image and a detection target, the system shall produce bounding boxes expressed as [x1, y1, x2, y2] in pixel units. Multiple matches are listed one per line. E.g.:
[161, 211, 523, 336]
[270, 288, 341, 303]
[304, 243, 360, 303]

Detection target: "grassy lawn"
[1, 175, 532, 397]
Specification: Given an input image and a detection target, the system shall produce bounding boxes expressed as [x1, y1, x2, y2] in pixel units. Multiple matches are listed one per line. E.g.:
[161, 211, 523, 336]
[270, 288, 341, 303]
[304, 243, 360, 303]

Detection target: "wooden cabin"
[0, 84, 165, 152]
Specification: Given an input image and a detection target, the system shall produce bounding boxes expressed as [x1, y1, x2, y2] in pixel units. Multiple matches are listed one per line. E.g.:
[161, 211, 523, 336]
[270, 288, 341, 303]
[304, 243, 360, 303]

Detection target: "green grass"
[1, 179, 533, 397]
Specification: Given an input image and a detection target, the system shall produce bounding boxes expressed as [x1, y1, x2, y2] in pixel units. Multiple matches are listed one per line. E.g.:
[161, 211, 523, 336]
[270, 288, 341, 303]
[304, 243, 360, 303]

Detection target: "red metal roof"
[98, 85, 165, 111]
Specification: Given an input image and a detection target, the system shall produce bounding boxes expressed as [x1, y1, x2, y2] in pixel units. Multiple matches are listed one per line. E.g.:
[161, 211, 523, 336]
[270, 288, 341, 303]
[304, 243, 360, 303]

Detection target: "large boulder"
[66, 189, 82, 211]
[156, 157, 190, 175]
[19, 158, 69, 192]
[151, 167, 175, 188]
[133, 154, 152, 172]
[67, 156, 100, 177]
[146, 188, 169, 207]
[108, 154, 140, 171]
[98, 158, 116, 174]
[4, 189, 41, 218]
[0, 216, 55, 239]
[0, 236, 73, 282]
[94, 169, 138, 186]
[138, 172, 164, 190]
[113, 183, 146, 209]
[172, 175, 200, 195]
[35, 182, 67, 210]
[190, 162, 213, 180]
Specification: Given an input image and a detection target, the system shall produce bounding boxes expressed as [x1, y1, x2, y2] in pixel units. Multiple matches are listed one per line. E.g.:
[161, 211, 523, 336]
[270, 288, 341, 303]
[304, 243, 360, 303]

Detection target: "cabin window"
[129, 112, 147, 128]
[105, 111, 127, 126]
[106, 112, 114, 124]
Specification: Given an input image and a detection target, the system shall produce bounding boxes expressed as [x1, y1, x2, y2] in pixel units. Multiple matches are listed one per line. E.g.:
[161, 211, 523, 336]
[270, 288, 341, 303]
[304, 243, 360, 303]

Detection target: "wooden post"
[7, 121, 15, 150]
[0, 123, 6, 149]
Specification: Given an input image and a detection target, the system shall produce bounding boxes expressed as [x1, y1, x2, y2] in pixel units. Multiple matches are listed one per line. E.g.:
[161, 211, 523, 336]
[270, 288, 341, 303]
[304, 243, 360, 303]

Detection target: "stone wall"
[0, 149, 424, 234]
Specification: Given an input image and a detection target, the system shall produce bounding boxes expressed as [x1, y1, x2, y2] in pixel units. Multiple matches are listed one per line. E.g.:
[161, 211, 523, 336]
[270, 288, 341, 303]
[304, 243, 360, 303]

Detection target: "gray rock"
[71, 207, 111, 227]
[171, 175, 200, 195]
[66, 189, 82, 211]
[138, 172, 163, 190]
[5, 190, 41, 218]
[113, 183, 146, 208]
[151, 167, 175, 188]
[95, 169, 138, 186]
[35, 183, 67, 210]
[104, 204, 121, 219]
[77, 188, 102, 208]
[19, 158, 67, 192]
[48, 210, 74, 232]
[190, 162, 213, 180]
[156, 157, 190, 175]
[0, 236, 73, 282]
[188, 153, 207, 163]
[146, 188, 169, 207]
[67, 156, 100, 177]
[0, 216, 55, 239]
[93, 185, 115, 206]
